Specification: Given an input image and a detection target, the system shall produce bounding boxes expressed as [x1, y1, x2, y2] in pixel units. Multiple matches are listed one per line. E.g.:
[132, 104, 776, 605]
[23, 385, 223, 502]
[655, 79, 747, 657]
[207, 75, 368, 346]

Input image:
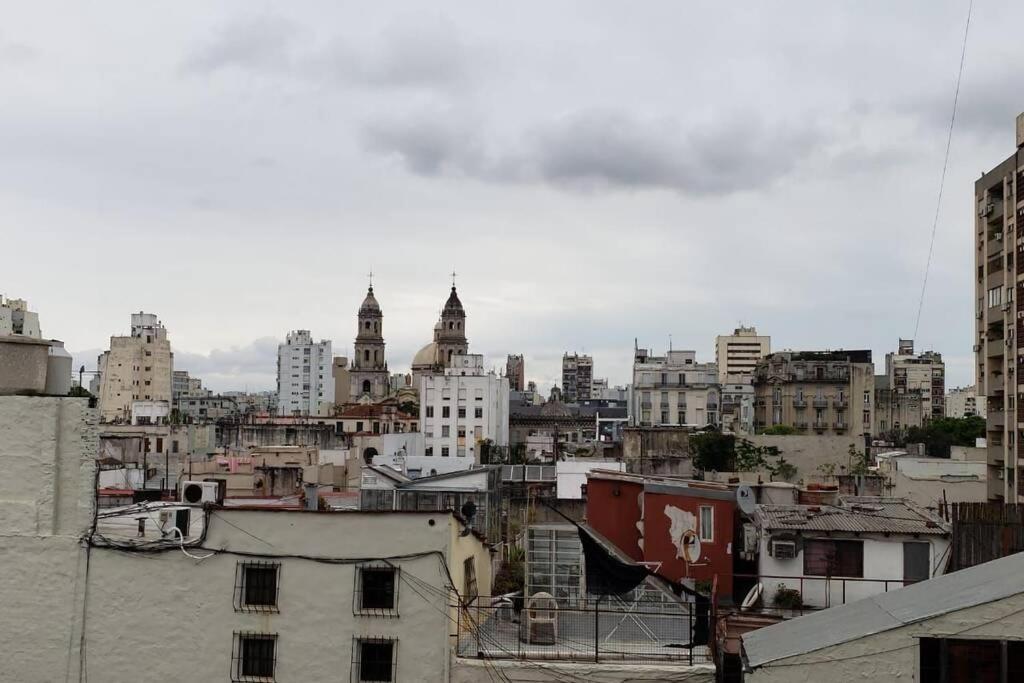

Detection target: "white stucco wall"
[747, 591, 1024, 683]
[452, 658, 715, 682]
[758, 533, 950, 609]
[0, 396, 97, 683]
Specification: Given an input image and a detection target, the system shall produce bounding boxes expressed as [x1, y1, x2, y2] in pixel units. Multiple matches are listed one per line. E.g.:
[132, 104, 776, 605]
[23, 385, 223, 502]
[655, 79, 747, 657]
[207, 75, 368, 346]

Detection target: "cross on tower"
[367, 269, 374, 290]
[451, 270, 457, 288]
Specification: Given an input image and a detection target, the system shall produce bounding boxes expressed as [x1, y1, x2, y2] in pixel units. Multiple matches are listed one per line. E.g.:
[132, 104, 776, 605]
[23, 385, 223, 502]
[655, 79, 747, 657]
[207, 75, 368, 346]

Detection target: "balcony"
[987, 237, 1005, 258]
[793, 399, 807, 408]
[813, 398, 828, 408]
[833, 398, 849, 408]
[813, 421, 827, 431]
[795, 421, 809, 429]
[990, 409, 1006, 430]
[640, 401, 652, 409]
[834, 421, 848, 431]
[987, 338, 1007, 358]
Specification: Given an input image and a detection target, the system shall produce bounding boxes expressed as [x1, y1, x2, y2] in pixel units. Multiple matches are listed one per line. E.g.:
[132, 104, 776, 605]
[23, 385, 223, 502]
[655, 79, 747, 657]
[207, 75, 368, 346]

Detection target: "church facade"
[349, 285, 390, 401]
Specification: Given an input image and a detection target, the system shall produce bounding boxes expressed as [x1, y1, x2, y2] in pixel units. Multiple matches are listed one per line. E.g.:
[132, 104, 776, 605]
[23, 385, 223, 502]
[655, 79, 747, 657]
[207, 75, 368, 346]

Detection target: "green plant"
[772, 585, 804, 609]
[772, 458, 798, 482]
[762, 424, 798, 435]
[690, 431, 736, 471]
[817, 462, 838, 477]
[848, 443, 870, 475]
[492, 558, 524, 596]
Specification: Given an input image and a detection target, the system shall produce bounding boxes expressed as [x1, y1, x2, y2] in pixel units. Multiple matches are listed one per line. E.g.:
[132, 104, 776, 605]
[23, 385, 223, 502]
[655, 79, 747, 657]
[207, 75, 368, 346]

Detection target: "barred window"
[354, 565, 399, 615]
[232, 632, 277, 682]
[352, 637, 397, 682]
[234, 562, 281, 612]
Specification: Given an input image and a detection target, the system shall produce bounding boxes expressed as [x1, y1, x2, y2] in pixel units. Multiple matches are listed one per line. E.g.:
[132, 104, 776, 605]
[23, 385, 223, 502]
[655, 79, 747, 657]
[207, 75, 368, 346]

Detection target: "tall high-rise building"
[350, 285, 389, 401]
[975, 112, 1024, 501]
[276, 330, 333, 416]
[96, 312, 174, 423]
[715, 326, 770, 383]
[506, 354, 525, 391]
[561, 352, 593, 403]
[884, 339, 944, 421]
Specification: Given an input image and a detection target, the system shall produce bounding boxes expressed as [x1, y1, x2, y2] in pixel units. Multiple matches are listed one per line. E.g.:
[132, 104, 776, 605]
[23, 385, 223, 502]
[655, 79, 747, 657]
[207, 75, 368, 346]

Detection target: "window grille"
[231, 632, 277, 682]
[353, 565, 400, 616]
[234, 562, 281, 613]
[351, 637, 398, 683]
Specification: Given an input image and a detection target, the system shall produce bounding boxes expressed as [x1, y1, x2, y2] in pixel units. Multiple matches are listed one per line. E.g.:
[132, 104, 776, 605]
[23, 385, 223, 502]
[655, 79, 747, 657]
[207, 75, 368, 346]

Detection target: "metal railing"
[732, 573, 911, 614]
[455, 596, 714, 665]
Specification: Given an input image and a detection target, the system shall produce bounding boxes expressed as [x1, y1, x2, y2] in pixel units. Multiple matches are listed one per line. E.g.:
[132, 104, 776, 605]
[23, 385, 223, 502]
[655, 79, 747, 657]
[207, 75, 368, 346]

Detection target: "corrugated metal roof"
[754, 497, 948, 536]
[743, 551, 1024, 668]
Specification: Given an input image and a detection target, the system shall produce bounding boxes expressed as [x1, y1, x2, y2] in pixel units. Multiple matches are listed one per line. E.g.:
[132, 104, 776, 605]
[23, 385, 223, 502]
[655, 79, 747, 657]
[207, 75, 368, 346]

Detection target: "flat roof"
[755, 497, 948, 536]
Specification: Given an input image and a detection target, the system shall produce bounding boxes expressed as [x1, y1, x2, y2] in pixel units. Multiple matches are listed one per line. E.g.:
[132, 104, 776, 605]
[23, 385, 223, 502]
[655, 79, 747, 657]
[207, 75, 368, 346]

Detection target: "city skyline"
[6, 2, 1020, 392]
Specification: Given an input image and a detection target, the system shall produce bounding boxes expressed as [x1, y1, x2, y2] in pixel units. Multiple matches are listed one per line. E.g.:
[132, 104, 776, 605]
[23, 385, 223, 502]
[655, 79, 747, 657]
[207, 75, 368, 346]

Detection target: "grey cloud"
[182, 14, 468, 90]
[0, 33, 35, 65]
[181, 16, 298, 74]
[173, 337, 280, 379]
[903, 70, 1024, 140]
[361, 109, 824, 195]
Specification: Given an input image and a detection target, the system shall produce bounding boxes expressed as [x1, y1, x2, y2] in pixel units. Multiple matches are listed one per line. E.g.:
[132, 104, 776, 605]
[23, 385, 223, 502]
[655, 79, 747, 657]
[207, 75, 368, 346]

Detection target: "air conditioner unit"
[771, 540, 797, 560]
[180, 480, 221, 505]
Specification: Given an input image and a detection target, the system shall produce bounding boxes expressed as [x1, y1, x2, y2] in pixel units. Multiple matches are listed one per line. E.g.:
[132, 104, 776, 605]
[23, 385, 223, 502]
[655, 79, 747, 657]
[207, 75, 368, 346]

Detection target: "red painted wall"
[585, 478, 644, 561]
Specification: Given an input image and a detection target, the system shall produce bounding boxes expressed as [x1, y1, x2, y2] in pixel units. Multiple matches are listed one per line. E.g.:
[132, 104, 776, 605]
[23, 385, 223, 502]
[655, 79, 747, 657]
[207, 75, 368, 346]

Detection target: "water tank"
[45, 340, 73, 395]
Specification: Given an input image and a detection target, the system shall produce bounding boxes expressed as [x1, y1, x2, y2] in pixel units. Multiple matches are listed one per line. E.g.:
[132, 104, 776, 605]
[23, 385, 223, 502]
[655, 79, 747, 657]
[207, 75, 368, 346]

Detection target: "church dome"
[540, 401, 574, 418]
[359, 287, 381, 315]
[412, 342, 437, 368]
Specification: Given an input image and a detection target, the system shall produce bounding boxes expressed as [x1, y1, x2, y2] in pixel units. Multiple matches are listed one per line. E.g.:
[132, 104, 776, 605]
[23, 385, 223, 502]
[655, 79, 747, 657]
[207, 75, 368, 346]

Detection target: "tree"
[690, 432, 736, 472]
[905, 416, 986, 458]
[847, 443, 870, 474]
[762, 424, 798, 435]
[735, 438, 780, 471]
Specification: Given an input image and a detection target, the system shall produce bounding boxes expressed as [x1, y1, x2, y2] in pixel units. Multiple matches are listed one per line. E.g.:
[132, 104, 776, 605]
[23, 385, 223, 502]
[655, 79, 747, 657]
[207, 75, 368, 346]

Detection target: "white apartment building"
[630, 347, 720, 427]
[0, 295, 41, 338]
[885, 338, 945, 421]
[561, 352, 593, 403]
[420, 354, 509, 468]
[276, 330, 334, 416]
[97, 312, 174, 423]
[946, 384, 986, 419]
[715, 325, 770, 383]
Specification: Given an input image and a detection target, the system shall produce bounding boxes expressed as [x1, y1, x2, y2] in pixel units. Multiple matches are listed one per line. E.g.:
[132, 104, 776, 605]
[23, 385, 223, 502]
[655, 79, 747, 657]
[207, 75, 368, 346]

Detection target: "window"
[458, 427, 466, 439]
[155, 437, 163, 452]
[232, 632, 277, 682]
[442, 406, 450, 418]
[354, 566, 398, 614]
[458, 407, 466, 418]
[463, 557, 479, 603]
[699, 506, 714, 542]
[352, 637, 397, 682]
[442, 426, 450, 437]
[425, 446, 433, 456]
[234, 562, 281, 612]
[920, 637, 1024, 683]
[903, 542, 930, 584]
[425, 406, 434, 418]
[441, 446, 450, 457]
[171, 440, 179, 454]
[804, 539, 863, 577]
[474, 407, 483, 419]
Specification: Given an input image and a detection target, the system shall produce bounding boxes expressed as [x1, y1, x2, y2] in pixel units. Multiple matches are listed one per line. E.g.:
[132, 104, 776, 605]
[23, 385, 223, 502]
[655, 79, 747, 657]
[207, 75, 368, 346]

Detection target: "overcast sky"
[4, 1, 1021, 393]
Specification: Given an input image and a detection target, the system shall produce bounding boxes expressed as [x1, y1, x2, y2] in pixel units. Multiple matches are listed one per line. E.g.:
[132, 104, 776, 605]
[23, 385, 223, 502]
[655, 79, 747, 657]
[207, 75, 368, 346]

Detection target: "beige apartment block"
[631, 347, 720, 427]
[975, 112, 1024, 502]
[753, 350, 875, 440]
[715, 325, 770, 383]
[885, 338, 945, 421]
[96, 312, 173, 423]
[946, 384, 985, 419]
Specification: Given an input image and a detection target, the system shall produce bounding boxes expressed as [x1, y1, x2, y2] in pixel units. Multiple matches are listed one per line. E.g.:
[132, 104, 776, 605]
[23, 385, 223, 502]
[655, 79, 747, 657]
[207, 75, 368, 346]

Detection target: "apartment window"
[234, 562, 281, 612]
[458, 427, 466, 439]
[988, 285, 1004, 308]
[699, 506, 714, 542]
[474, 407, 483, 418]
[354, 565, 398, 614]
[171, 440, 179, 454]
[920, 637, 1024, 683]
[442, 426, 450, 437]
[425, 446, 433, 456]
[155, 437, 163, 452]
[231, 632, 277, 682]
[442, 406, 450, 418]
[144, 366, 151, 372]
[457, 447, 466, 457]
[352, 637, 398, 683]
[442, 388, 451, 400]
[356, 421, 364, 432]
[441, 447, 450, 457]
[660, 411, 669, 423]
[463, 557, 479, 603]
[475, 389, 483, 401]
[804, 539, 863, 577]
[425, 406, 434, 418]
[458, 407, 466, 418]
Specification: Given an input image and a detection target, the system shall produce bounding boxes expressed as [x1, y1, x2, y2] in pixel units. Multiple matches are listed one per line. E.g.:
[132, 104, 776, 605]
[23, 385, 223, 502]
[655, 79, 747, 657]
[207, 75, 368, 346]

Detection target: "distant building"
[946, 384, 985, 419]
[331, 356, 350, 406]
[721, 381, 755, 434]
[561, 352, 593, 403]
[96, 312, 174, 423]
[411, 284, 469, 380]
[221, 390, 277, 415]
[975, 112, 1024, 501]
[171, 370, 190, 397]
[419, 354, 509, 467]
[874, 375, 924, 436]
[885, 339, 944, 421]
[630, 346, 719, 428]
[506, 353, 525, 391]
[753, 349, 874, 439]
[715, 325, 770, 383]
[349, 285, 389, 401]
[275, 330, 333, 416]
[0, 295, 41, 338]
[590, 377, 628, 402]
[174, 394, 241, 422]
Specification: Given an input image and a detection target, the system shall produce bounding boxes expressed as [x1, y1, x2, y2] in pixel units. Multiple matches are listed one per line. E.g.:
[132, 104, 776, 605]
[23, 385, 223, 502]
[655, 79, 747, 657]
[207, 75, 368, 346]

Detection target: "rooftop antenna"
[367, 269, 374, 291]
[669, 334, 673, 352]
[451, 269, 457, 288]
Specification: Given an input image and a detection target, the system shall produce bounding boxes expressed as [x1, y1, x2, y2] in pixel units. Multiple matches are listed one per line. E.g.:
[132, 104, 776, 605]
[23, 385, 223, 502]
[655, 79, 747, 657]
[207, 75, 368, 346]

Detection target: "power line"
[913, 0, 974, 339]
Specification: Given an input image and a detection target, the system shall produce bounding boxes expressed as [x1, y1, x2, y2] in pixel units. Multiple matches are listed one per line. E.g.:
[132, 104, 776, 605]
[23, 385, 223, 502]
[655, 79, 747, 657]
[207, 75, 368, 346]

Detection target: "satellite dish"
[682, 530, 702, 564]
[741, 582, 763, 611]
[736, 484, 756, 515]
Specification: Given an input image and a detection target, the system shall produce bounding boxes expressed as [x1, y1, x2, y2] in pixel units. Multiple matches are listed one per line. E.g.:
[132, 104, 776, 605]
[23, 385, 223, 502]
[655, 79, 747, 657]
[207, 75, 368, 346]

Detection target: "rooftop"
[743, 551, 1024, 668]
[754, 497, 948, 536]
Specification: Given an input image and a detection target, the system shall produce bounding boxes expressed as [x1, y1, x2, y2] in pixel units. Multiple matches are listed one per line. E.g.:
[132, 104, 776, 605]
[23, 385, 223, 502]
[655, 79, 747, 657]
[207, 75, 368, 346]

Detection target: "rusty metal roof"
[754, 496, 948, 536]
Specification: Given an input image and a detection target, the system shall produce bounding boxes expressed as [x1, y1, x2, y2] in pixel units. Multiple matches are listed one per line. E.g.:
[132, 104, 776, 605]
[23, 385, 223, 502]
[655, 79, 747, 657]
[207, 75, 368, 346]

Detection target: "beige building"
[753, 350, 875, 439]
[561, 352, 594, 402]
[630, 347, 720, 427]
[946, 384, 985, 419]
[0, 295, 41, 338]
[181, 445, 317, 497]
[716, 325, 770, 383]
[975, 112, 1024, 502]
[96, 312, 173, 423]
[332, 355, 351, 407]
[885, 338, 945, 421]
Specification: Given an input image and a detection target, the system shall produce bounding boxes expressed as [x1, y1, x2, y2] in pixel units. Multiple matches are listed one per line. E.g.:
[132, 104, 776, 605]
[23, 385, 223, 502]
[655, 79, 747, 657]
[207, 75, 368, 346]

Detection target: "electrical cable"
[913, 0, 974, 339]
